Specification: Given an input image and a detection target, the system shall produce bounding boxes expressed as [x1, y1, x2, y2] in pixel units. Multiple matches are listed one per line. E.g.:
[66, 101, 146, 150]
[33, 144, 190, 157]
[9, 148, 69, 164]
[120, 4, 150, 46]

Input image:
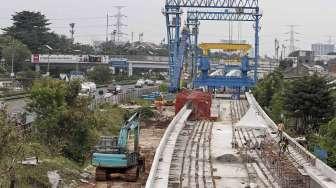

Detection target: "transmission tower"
[274, 38, 280, 61]
[69, 23, 75, 43]
[285, 25, 300, 54]
[112, 6, 127, 42]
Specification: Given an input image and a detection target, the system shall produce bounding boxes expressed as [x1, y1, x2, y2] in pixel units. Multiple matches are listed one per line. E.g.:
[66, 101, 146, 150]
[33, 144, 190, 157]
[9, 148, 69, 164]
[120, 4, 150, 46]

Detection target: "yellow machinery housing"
[199, 43, 252, 56]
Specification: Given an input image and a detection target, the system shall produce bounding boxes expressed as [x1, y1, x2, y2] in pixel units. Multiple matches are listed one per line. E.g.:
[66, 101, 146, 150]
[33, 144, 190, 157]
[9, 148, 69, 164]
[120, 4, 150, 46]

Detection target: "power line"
[50, 24, 106, 29]
[0, 16, 106, 21]
[49, 16, 106, 21]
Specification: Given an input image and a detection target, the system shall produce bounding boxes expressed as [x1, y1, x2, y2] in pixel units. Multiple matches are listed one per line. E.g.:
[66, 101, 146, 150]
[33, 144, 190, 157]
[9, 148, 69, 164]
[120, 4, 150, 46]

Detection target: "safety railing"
[145, 103, 192, 188]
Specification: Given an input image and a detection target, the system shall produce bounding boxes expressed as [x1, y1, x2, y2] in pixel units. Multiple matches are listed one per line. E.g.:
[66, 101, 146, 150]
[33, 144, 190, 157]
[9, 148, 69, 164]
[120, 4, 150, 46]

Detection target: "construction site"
[79, 0, 336, 188]
[1, 0, 336, 188]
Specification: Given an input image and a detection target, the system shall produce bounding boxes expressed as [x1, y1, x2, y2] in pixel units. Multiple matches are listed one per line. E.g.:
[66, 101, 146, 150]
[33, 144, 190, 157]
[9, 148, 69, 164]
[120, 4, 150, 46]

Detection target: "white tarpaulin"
[235, 107, 268, 130]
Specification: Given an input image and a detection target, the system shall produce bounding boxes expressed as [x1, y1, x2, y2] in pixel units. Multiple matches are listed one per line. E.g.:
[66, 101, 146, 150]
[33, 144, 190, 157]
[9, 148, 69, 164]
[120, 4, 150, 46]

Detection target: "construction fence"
[90, 86, 159, 109]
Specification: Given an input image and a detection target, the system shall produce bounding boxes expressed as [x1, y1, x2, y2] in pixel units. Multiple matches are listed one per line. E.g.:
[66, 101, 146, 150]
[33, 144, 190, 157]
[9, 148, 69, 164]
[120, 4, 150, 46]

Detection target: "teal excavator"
[91, 113, 144, 181]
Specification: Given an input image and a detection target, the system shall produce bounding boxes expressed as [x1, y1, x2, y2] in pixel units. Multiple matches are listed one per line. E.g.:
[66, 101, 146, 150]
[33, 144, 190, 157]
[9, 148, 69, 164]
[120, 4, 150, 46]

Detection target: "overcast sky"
[0, 0, 336, 56]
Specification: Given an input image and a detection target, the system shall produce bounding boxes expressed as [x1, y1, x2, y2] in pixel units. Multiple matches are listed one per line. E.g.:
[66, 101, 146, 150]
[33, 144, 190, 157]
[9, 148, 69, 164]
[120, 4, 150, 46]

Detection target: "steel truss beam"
[187, 11, 259, 22]
[186, 9, 262, 83]
[166, 0, 259, 9]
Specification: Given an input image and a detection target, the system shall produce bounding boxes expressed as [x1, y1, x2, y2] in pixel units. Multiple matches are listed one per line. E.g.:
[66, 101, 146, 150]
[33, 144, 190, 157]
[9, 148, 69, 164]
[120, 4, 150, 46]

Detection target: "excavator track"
[123, 166, 139, 182]
[95, 167, 108, 181]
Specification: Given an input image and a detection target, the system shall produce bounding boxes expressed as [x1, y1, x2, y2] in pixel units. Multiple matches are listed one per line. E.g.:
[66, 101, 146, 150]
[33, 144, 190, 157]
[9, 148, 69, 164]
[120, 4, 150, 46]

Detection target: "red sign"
[32, 54, 40, 63]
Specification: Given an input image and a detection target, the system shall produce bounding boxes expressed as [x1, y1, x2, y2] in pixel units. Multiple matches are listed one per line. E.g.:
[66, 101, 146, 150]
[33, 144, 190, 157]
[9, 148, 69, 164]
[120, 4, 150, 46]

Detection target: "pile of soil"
[142, 118, 172, 129]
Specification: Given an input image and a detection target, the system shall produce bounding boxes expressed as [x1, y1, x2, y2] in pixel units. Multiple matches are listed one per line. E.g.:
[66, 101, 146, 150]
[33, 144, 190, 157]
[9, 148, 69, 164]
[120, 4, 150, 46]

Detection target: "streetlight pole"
[10, 48, 15, 78]
[47, 50, 50, 76]
[10, 37, 15, 78]
[45, 45, 53, 76]
[73, 49, 81, 73]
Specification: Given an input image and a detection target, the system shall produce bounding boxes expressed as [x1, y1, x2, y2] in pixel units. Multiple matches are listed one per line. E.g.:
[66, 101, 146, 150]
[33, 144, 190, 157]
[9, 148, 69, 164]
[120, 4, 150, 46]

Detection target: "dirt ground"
[79, 107, 173, 188]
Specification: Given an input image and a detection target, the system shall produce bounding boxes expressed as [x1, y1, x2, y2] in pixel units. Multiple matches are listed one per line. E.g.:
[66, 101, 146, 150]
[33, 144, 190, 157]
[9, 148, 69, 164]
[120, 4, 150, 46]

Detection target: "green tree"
[0, 109, 25, 186]
[253, 70, 284, 108]
[3, 11, 51, 53]
[97, 41, 168, 56]
[73, 43, 95, 55]
[16, 69, 41, 89]
[269, 91, 285, 123]
[28, 79, 67, 119]
[94, 105, 126, 135]
[65, 80, 81, 106]
[45, 34, 95, 55]
[284, 75, 335, 134]
[319, 118, 336, 168]
[60, 97, 98, 163]
[0, 35, 31, 72]
[46, 33, 73, 54]
[159, 83, 168, 92]
[88, 65, 112, 84]
[28, 79, 67, 153]
[28, 79, 98, 162]
[136, 107, 155, 120]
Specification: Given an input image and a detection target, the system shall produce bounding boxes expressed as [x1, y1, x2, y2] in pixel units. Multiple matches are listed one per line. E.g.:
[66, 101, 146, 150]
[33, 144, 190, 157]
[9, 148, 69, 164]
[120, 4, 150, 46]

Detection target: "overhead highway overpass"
[29, 55, 276, 77]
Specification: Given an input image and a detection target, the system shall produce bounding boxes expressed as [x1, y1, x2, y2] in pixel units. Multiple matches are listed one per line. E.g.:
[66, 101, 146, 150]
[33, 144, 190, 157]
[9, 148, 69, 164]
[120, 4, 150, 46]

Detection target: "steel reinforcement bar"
[245, 92, 336, 187]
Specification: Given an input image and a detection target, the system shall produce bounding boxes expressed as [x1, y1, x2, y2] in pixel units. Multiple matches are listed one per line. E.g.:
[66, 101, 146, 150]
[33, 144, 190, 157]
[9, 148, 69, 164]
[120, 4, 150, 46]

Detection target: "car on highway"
[107, 85, 117, 95]
[103, 92, 113, 99]
[135, 79, 145, 88]
[155, 80, 163, 85]
[98, 90, 104, 96]
[116, 85, 122, 93]
[81, 82, 96, 94]
[145, 79, 155, 86]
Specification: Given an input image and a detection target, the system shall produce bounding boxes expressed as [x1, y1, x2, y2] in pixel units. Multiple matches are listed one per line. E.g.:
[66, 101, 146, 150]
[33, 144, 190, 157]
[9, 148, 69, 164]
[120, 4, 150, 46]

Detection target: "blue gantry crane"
[163, 0, 262, 92]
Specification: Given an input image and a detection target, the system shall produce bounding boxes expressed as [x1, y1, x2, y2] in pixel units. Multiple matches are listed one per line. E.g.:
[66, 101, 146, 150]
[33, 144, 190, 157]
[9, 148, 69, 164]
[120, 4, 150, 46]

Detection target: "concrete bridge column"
[128, 62, 133, 77]
[111, 67, 116, 75]
[35, 64, 40, 72]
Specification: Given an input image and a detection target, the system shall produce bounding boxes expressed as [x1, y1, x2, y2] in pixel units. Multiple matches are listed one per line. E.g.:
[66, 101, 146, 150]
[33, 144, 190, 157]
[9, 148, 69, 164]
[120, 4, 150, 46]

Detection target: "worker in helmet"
[277, 122, 285, 140]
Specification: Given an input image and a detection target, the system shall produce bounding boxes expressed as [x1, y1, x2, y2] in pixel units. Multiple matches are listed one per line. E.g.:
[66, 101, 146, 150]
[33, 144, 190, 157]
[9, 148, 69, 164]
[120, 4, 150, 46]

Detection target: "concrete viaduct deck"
[145, 93, 336, 188]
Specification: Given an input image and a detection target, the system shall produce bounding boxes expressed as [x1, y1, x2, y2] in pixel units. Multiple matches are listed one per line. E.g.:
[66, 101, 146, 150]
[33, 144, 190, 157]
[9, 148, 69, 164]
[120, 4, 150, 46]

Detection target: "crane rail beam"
[166, 0, 259, 9]
[187, 11, 259, 22]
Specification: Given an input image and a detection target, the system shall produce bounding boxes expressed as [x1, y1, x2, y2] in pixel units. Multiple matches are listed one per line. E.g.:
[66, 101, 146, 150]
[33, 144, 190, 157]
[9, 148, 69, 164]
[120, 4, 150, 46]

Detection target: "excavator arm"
[117, 113, 140, 152]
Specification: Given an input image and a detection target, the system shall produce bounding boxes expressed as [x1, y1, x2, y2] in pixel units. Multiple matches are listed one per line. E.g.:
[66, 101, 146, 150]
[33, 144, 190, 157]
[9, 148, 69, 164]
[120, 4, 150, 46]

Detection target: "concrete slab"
[211, 122, 249, 188]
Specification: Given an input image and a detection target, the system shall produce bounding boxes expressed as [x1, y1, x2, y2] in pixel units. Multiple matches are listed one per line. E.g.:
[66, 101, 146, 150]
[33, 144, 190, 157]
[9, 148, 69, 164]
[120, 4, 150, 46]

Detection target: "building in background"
[327, 59, 336, 77]
[311, 43, 335, 56]
[288, 50, 314, 65]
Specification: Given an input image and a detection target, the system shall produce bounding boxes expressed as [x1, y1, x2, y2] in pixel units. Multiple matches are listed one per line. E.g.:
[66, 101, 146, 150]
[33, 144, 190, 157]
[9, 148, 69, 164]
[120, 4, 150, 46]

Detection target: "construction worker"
[280, 138, 289, 156]
[277, 122, 285, 139]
